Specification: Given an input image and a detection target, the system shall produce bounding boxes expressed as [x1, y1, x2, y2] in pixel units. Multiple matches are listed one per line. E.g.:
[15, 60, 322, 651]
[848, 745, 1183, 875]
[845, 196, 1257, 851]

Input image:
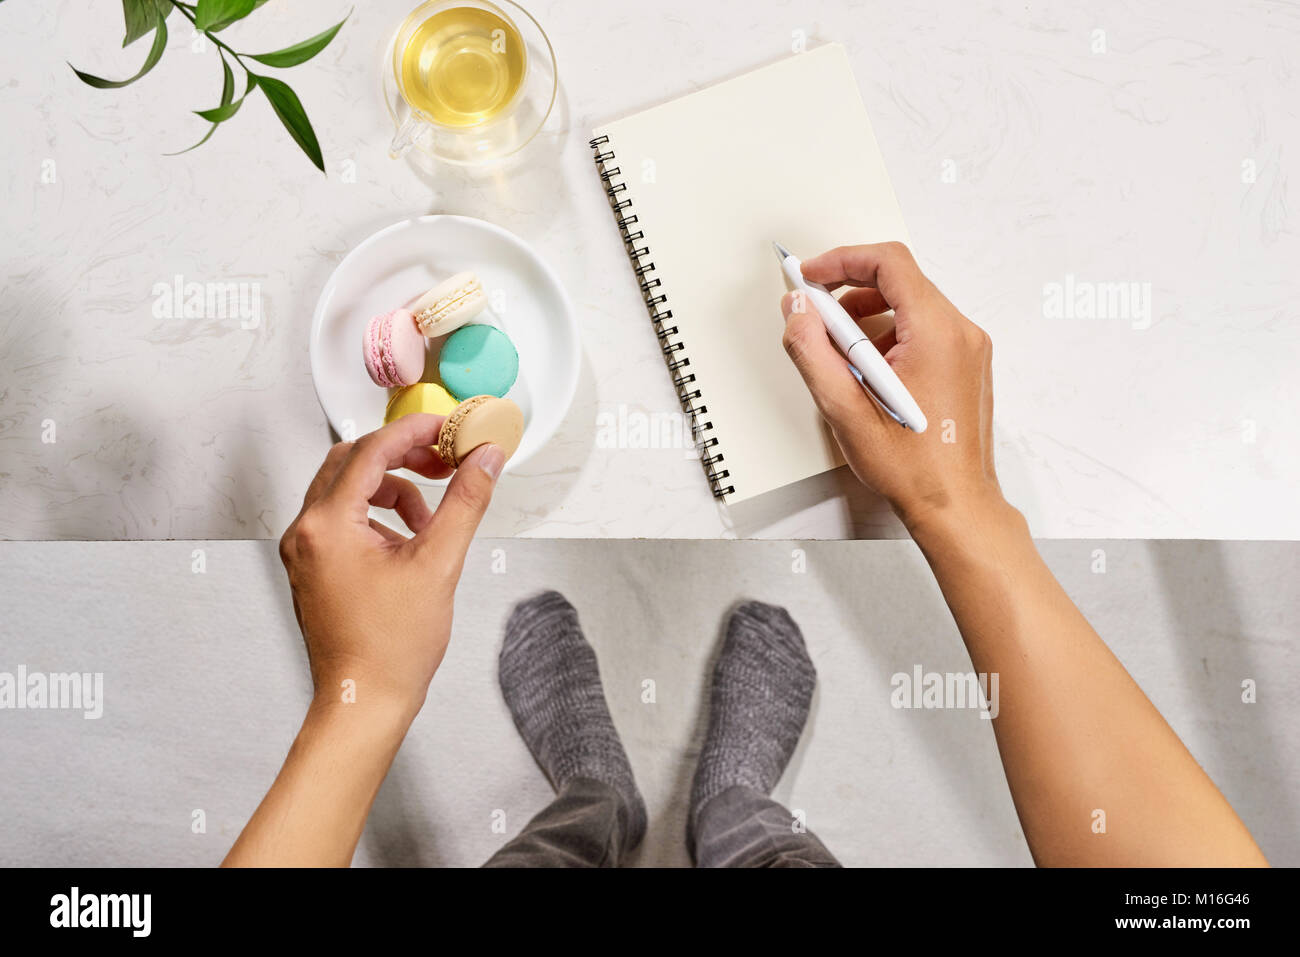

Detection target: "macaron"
[383, 382, 459, 425]
[362, 308, 425, 388]
[439, 324, 519, 400]
[411, 271, 487, 337]
[436, 395, 524, 468]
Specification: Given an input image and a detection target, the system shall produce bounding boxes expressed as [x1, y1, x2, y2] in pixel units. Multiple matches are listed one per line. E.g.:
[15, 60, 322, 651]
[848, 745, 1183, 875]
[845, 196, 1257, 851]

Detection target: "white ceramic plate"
[310, 215, 580, 484]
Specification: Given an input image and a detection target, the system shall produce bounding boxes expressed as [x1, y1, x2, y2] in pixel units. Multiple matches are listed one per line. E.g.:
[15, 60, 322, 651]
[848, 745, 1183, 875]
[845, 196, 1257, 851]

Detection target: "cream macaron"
[436, 395, 524, 468]
[411, 271, 487, 337]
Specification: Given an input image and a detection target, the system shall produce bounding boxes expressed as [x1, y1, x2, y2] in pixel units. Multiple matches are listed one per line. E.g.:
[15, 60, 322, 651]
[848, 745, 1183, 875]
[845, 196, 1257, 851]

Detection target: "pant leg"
[691, 785, 841, 868]
[483, 777, 638, 868]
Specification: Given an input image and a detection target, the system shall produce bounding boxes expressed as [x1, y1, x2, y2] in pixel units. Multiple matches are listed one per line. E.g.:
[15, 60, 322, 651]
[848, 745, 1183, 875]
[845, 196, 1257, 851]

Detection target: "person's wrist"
[897, 485, 1022, 550]
[309, 657, 429, 729]
[309, 651, 432, 722]
[304, 684, 419, 747]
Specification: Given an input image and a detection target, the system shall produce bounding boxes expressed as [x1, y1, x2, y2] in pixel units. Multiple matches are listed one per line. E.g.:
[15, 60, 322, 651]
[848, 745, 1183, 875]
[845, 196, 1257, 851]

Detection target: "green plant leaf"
[219, 51, 236, 104]
[194, 68, 254, 122]
[217, 0, 273, 30]
[170, 56, 237, 155]
[168, 55, 239, 155]
[122, 0, 160, 46]
[168, 124, 219, 155]
[72, 8, 168, 88]
[194, 0, 253, 32]
[252, 73, 325, 172]
[247, 11, 350, 68]
[194, 0, 269, 32]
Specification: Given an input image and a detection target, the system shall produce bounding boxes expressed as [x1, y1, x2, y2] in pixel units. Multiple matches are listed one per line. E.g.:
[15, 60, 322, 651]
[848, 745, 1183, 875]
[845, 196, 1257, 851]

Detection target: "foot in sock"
[689, 600, 817, 834]
[499, 590, 647, 846]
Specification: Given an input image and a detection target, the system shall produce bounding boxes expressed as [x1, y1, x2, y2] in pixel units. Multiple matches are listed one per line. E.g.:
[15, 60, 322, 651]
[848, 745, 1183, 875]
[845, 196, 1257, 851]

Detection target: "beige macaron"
[436, 395, 524, 468]
[412, 271, 487, 337]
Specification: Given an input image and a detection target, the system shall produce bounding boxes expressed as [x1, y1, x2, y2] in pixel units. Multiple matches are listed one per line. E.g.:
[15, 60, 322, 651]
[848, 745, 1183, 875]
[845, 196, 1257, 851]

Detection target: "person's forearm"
[905, 495, 1267, 867]
[223, 694, 414, 867]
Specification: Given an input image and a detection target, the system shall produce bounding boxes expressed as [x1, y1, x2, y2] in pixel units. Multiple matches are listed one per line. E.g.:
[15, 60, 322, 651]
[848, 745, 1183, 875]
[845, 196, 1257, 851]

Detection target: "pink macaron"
[362, 308, 425, 388]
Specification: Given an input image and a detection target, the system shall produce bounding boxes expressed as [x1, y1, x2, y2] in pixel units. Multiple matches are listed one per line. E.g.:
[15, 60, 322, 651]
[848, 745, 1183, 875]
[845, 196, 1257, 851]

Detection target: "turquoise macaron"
[438, 324, 519, 400]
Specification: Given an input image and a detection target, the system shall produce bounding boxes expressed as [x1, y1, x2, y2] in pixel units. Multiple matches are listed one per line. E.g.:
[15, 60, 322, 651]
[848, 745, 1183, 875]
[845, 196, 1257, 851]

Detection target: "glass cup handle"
[389, 113, 423, 159]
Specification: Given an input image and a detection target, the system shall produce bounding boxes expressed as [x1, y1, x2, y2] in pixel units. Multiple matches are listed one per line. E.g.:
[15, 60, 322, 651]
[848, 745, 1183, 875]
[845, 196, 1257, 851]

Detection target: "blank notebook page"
[594, 43, 909, 504]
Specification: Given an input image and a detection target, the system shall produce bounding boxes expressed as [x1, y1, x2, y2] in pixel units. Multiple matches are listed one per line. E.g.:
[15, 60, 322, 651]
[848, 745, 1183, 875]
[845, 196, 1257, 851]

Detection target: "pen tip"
[772, 241, 791, 262]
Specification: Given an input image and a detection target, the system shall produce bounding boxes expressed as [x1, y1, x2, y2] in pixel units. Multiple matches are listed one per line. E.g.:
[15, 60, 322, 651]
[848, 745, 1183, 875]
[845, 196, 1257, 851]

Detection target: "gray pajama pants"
[483, 777, 841, 868]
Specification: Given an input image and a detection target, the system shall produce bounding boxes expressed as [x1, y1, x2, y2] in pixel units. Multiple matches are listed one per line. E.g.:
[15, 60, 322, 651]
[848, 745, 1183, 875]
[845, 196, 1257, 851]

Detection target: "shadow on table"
[1145, 539, 1300, 863]
[399, 73, 575, 226]
[817, 539, 1029, 864]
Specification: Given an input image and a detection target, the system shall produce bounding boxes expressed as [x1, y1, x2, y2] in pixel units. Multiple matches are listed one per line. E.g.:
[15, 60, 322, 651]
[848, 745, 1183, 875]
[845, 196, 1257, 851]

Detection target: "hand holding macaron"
[231, 415, 504, 867]
[278, 414, 504, 716]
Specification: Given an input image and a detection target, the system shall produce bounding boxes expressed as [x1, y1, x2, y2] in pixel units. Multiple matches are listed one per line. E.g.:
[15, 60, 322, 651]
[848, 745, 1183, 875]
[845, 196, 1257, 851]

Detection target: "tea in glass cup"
[397, 4, 527, 129]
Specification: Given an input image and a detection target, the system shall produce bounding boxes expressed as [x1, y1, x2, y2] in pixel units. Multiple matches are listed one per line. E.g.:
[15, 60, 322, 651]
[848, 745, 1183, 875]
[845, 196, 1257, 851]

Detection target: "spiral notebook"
[590, 43, 909, 504]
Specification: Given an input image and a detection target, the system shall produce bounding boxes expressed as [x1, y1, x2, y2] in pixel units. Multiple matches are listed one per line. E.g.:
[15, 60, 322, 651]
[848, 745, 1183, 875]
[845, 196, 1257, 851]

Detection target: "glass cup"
[386, 0, 557, 165]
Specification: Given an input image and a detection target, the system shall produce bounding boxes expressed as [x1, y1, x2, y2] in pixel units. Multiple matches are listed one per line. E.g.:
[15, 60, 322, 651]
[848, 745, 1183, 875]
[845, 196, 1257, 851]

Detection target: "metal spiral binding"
[589, 135, 735, 498]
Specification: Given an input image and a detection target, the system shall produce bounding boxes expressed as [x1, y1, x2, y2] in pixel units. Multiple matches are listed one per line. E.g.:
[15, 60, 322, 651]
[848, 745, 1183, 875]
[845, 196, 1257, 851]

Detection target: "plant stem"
[169, 0, 250, 68]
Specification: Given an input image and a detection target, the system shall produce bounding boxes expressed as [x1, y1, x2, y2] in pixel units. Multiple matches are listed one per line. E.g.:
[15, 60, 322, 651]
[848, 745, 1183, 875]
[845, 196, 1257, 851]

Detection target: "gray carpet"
[0, 539, 1295, 866]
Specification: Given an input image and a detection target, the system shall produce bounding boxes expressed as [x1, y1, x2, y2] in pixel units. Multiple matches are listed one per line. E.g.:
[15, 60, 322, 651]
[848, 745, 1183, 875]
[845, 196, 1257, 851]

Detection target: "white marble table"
[2, 0, 1297, 540]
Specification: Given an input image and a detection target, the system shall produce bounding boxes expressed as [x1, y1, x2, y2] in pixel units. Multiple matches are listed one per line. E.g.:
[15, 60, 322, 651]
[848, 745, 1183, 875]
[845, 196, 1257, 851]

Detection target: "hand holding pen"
[779, 241, 1003, 535]
[781, 242, 1267, 868]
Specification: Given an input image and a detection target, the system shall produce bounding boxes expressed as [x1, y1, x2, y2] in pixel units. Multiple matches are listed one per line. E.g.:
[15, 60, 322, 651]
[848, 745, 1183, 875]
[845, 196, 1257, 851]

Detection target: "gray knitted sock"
[689, 600, 817, 834]
[500, 591, 646, 846]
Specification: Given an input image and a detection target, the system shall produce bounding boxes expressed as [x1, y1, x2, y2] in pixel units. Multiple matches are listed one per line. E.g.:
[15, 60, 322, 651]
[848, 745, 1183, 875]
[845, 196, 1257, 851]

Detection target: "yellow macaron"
[384, 382, 459, 425]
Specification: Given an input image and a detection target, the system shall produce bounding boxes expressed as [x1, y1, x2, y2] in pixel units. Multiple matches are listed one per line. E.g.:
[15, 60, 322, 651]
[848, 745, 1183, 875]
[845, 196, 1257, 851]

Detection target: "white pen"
[774, 241, 927, 433]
